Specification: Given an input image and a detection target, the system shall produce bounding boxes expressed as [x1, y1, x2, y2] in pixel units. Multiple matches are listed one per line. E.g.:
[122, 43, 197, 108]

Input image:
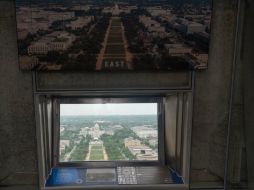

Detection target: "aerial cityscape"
[16, 0, 212, 71]
[60, 115, 158, 162]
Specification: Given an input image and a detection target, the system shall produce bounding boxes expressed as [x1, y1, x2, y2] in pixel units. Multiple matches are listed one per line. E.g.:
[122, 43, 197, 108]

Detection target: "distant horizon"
[60, 103, 158, 116]
[61, 114, 157, 116]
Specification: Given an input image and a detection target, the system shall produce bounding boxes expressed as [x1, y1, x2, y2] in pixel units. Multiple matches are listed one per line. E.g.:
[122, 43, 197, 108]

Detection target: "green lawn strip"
[91, 145, 103, 149]
[90, 148, 104, 160]
[90, 153, 104, 160]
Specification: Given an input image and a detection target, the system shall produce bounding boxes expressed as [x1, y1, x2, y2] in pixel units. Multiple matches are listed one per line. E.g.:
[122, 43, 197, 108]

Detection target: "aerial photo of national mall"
[16, 0, 212, 71]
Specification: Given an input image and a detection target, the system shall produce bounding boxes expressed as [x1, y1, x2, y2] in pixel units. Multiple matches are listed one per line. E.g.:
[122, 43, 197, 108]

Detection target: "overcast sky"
[60, 103, 157, 116]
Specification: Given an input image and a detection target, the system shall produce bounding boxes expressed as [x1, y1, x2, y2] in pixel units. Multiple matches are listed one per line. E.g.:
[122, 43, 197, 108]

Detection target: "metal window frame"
[52, 96, 165, 168]
[33, 71, 195, 190]
[34, 91, 193, 190]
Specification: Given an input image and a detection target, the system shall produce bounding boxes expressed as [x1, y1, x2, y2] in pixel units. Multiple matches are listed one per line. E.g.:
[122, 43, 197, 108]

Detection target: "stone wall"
[0, 0, 37, 186]
[191, 0, 238, 187]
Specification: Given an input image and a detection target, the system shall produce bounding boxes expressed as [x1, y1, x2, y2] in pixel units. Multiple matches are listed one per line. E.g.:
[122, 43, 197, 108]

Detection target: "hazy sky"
[60, 103, 157, 116]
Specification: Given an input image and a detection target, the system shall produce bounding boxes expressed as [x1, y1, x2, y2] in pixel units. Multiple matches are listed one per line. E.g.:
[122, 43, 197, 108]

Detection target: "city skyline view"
[16, 0, 212, 71]
[60, 114, 159, 162]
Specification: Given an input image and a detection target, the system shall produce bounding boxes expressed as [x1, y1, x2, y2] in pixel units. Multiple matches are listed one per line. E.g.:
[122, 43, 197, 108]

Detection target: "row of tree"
[100, 128, 136, 160]
[70, 135, 92, 161]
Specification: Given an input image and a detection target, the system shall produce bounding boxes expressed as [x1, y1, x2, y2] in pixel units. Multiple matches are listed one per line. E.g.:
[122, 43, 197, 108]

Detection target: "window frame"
[52, 96, 165, 168]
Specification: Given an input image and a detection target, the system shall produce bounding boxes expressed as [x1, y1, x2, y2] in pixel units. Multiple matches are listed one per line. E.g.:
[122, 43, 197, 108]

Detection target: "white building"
[149, 139, 158, 147]
[90, 140, 103, 145]
[165, 44, 192, 56]
[60, 127, 65, 133]
[128, 145, 152, 154]
[71, 5, 90, 11]
[132, 126, 158, 139]
[28, 32, 75, 55]
[79, 127, 89, 136]
[139, 15, 165, 33]
[136, 153, 158, 160]
[89, 123, 105, 140]
[66, 16, 94, 30]
[147, 7, 171, 17]
[187, 22, 205, 34]
[124, 138, 141, 148]
[173, 19, 205, 35]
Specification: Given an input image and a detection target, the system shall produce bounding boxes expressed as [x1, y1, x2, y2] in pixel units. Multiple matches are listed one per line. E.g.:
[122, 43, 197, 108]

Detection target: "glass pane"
[59, 103, 158, 162]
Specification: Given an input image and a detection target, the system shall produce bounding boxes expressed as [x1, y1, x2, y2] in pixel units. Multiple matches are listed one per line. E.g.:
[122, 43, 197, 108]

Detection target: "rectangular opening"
[36, 93, 192, 188]
[55, 97, 164, 166]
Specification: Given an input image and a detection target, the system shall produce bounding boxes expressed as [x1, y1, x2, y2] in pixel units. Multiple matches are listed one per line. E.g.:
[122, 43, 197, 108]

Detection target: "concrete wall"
[242, 0, 254, 188]
[0, 0, 242, 189]
[0, 0, 37, 186]
[191, 0, 238, 187]
[225, 1, 254, 189]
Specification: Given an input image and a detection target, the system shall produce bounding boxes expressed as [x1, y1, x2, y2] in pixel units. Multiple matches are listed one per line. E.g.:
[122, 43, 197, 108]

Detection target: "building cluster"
[89, 140, 103, 146]
[16, 6, 75, 39]
[139, 15, 167, 38]
[17, 2, 211, 70]
[60, 120, 158, 161]
[124, 137, 158, 160]
[17, 5, 95, 70]
[171, 18, 205, 35]
[70, 5, 90, 12]
[138, 5, 211, 68]
[131, 126, 158, 139]
[17, 5, 94, 39]
[102, 4, 137, 15]
[27, 31, 75, 55]
[79, 123, 104, 140]
[79, 123, 124, 140]
[147, 6, 171, 17]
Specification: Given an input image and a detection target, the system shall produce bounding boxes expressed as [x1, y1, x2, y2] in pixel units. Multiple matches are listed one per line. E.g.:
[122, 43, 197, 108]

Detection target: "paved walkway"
[64, 146, 76, 161]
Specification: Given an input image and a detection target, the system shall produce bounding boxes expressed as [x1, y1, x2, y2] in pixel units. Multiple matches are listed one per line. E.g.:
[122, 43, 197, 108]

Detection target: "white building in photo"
[173, 18, 205, 35]
[165, 44, 192, 56]
[71, 5, 90, 11]
[66, 16, 94, 30]
[139, 15, 165, 33]
[187, 22, 205, 34]
[28, 32, 75, 55]
[147, 7, 171, 17]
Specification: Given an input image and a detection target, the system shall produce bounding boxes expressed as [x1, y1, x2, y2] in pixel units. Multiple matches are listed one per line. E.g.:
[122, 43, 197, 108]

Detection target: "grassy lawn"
[91, 145, 103, 149]
[110, 28, 122, 33]
[111, 21, 121, 27]
[105, 44, 125, 54]
[89, 145, 104, 160]
[108, 36, 123, 43]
